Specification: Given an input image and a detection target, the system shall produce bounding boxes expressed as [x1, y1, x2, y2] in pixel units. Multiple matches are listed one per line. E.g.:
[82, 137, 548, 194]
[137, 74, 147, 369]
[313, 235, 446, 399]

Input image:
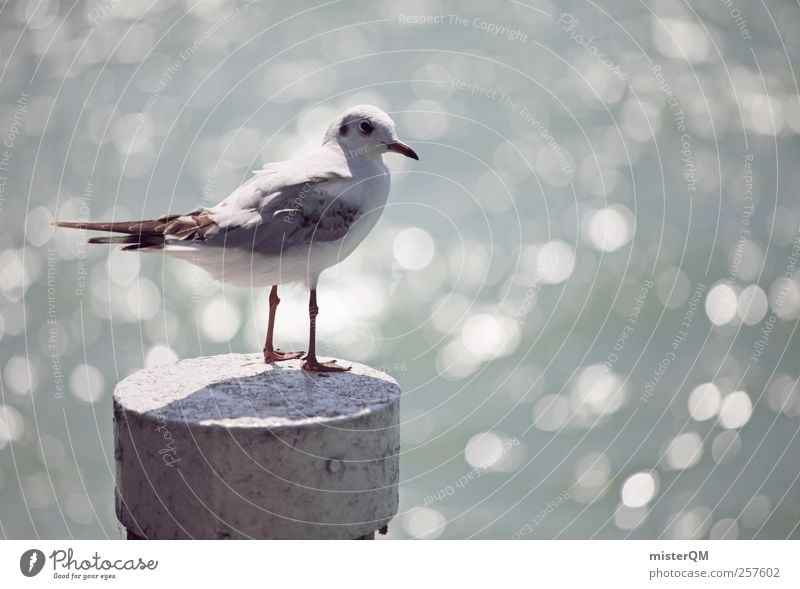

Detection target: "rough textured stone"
[114, 353, 400, 539]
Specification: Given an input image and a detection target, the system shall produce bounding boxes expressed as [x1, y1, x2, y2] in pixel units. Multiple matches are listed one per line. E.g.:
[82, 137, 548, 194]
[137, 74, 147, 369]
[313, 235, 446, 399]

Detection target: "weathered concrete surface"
[114, 354, 400, 539]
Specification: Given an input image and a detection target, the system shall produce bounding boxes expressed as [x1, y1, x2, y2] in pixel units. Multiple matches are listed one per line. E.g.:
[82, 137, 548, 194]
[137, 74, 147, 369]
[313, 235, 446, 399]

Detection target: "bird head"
[324, 105, 419, 161]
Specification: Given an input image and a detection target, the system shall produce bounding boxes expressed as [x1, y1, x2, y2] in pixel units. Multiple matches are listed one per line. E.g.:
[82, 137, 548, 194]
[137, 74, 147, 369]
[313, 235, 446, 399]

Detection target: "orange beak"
[385, 140, 419, 160]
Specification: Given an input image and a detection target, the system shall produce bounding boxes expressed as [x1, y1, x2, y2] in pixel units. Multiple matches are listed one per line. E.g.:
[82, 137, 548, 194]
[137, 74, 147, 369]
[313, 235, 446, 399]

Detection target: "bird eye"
[358, 120, 374, 134]
[339, 124, 348, 136]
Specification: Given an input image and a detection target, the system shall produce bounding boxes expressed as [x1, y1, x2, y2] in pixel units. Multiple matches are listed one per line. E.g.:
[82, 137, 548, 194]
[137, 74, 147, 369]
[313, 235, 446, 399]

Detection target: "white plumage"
[55, 105, 419, 371]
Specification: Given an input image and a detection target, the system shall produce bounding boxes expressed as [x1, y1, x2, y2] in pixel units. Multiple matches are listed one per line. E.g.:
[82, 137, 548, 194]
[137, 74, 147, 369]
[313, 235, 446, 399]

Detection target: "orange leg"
[302, 288, 350, 372]
[263, 285, 304, 363]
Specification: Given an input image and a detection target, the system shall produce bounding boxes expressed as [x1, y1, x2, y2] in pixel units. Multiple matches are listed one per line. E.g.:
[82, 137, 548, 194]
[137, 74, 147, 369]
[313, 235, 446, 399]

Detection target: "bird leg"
[302, 288, 351, 372]
[263, 285, 304, 363]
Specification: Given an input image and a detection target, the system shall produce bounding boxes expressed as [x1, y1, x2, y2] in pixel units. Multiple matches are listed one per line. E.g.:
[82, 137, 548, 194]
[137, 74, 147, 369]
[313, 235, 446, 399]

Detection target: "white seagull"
[55, 105, 419, 372]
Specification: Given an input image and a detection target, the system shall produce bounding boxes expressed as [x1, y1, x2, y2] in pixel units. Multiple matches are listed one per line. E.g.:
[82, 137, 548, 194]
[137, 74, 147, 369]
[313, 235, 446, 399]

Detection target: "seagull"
[55, 105, 419, 372]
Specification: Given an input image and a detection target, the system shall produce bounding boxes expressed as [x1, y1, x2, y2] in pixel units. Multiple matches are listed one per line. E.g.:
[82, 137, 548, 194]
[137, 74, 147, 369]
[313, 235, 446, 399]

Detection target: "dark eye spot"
[359, 120, 374, 134]
[339, 124, 348, 136]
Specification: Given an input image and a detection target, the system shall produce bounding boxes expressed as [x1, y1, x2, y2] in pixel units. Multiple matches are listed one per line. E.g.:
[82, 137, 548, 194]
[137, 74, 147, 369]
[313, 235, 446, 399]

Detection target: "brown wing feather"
[53, 211, 220, 251]
[163, 211, 218, 241]
[53, 213, 184, 236]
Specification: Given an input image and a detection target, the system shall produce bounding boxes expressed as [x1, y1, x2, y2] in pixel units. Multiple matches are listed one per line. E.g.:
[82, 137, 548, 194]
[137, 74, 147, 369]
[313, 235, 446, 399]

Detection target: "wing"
[54, 146, 358, 253]
[269, 192, 362, 252]
[185, 181, 363, 256]
[162, 145, 356, 252]
[214, 144, 352, 214]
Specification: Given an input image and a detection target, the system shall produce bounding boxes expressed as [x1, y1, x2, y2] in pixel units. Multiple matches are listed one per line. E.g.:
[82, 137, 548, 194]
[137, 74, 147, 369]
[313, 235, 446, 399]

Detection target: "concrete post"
[113, 354, 400, 539]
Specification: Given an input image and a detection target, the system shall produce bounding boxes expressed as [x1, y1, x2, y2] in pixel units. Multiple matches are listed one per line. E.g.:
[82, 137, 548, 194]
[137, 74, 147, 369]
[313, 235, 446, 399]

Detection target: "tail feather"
[87, 235, 136, 244]
[53, 214, 184, 250]
[85, 235, 163, 250]
[52, 214, 182, 235]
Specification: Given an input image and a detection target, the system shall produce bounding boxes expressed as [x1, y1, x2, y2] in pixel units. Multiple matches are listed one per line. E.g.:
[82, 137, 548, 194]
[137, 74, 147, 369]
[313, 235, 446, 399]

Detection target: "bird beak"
[385, 140, 419, 160]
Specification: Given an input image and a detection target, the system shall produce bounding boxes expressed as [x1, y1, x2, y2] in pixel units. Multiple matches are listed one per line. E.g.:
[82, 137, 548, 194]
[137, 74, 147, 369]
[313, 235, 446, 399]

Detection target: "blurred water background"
[1, 0, 800, 539]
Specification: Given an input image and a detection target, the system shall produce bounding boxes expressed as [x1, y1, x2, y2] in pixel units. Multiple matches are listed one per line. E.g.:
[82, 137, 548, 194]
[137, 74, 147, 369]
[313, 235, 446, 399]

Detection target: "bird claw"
[263, 349, 305, 363]
[302, 359, 351, 373]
